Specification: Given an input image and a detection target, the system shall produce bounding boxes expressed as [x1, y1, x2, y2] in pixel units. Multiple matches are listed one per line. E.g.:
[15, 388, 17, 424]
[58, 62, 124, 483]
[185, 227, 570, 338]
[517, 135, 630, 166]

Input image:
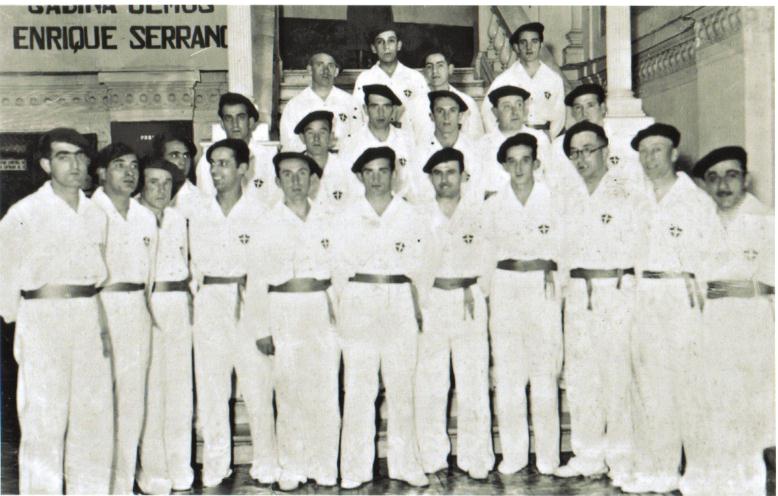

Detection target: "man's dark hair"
[422, 47, 453, 66]
[217, 92, 259, 122]
[206, 138, 250, 166]
[150, 133, 197, 163]
[37, 127, 91, 161]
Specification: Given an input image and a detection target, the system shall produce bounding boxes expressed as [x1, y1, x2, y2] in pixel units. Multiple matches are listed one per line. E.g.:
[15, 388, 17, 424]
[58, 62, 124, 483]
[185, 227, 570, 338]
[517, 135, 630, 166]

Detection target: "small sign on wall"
[0, 158, 27, 171]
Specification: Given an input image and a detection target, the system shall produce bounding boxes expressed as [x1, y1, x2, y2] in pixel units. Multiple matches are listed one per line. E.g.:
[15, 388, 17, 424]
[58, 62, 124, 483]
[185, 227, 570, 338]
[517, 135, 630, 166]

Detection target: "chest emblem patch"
[601, 213, 612, 224]
[744, 248, 759, 261]
[333, 190, 343, 200]
[239, 234, 250, 245]
[404, 89, 412, 98]
[143, 236, 150, 246]
[463, 234, 474, 244]
[398, 157, 407, 167]
[609, 156, 620, 165]
[669, 225, 683, 238]
[464, 171, 471, 182]
[544, 91, 551, 100]
[395, 241, 406, 253]
[254, 178, 264, 189]
[538, 224, 550, 235]
[321, 238, 330, 249]
[339, 113, 347, 122]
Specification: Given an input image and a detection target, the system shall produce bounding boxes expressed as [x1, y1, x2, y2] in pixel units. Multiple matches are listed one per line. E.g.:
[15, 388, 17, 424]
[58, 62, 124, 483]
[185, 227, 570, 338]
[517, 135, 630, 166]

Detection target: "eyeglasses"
[704, 169, 743, 185]
[568, 144, 606, 160]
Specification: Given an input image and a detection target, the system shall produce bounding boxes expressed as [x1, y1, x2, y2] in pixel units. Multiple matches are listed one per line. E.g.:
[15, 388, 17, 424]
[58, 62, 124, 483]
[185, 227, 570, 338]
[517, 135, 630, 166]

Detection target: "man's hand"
[256, 336, 275, 356]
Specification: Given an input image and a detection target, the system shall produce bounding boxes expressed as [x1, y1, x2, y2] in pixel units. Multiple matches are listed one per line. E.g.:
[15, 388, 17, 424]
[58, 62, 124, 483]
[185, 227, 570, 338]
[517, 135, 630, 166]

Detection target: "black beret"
[206, 138, 250, 166]
[217, 92, 259, 122]
[272, 151, 323, 178]
[563, 121, 610, 157]
[497, 133, 538, 164]
[488, 85, 531, 107]
[293, 110, 334, 135]
[428, 90, 468, 112]
[363, 84, 402, 106]
[630, 123, 681, 151]
[509, 22, 545, 45]
[140, 157, 186, 197]
[564, 83, 606, 106]
[351, 146, 396, 173]
[692, 146, 748, 178]
[423, 147, 465, 174]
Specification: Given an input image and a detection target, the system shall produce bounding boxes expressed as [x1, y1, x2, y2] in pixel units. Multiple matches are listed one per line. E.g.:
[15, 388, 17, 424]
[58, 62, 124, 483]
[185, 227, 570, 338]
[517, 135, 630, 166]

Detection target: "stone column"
[563, 6, 584, 65]
[227, 5, 253, 97]
[604, 6, 645, 117]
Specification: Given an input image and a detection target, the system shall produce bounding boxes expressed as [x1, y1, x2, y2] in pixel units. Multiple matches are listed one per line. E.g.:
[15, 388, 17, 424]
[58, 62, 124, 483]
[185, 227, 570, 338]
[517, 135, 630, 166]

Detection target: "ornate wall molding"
[692, 7, 743, 49]
[635, 29, 696, 85]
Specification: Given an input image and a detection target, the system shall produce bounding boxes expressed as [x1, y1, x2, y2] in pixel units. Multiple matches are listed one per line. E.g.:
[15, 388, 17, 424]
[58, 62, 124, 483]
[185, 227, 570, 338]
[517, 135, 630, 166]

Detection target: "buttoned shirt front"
[481, 126, 551, 193]
[352, 61, 430, 136]
[412, 84, 485, 141]
[279, 86, 361, 152]
[92, 188, 157, 287]
[153, 206, 189, 283]
[482, 61, 566, 138]
[0, 182, 108, 322]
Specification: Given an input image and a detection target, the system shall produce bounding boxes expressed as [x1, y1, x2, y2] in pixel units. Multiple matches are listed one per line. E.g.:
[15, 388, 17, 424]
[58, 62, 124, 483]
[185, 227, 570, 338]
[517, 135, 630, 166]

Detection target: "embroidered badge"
[609, 156, 620, 165]
[669, 225, 683, 238]
[463, 234, 474, 244]
[601, 213, 612, 224]
[538, 224, 550, 234]
[321, 238, 330, 249]
[143, 236, 150, 246]
[333, 190, 343, 200]
[339, 113, 347, 122]
[399, 157, 407, 167]
[744, 248, 759, 261]
[395, 241, 406, 253]
[544, 91, 551, 100]
[404, 89, 412, 97]
[254, 178, 264, 189]
[239, 234, 250, 244]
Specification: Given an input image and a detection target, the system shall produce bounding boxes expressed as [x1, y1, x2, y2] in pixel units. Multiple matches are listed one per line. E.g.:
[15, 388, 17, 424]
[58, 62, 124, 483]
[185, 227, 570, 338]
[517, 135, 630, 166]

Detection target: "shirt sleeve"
[279, 100, 299, 152]
[481, 79, 500, 134]
[195, 154, 216, 197]
[0, 207, 24, 323]
[549, 75, 566, 139]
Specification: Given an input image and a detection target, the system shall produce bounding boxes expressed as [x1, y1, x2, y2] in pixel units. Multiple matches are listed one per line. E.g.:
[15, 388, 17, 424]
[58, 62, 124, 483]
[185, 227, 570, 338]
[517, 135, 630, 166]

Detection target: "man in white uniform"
[554, 121, 649, 485]
[280, 52, 360, 152]
[414, 148, 495, 480]
[481, 85, 551, 195]
[621, 124, 727, 494]
[680, 146, 774, 495]
[336, 146, 431, 489]
[341, 84, 415, 196]
[416, 48, 484, 140]
[189, 138, 278, 487]
[91, 143, 157, 494]
[352, 25, 429, 135]
[247, 152, 340, 491]
[481, 22, 566, 139]
[483, 133, 564, 475]
[195, 92, 281, 207]
[151, 132, 204, 220]
[407, 90, 485, 204]
[135, 158, 194, 494]
[0, 128, 113, 494]
[292, 110, 362, 212]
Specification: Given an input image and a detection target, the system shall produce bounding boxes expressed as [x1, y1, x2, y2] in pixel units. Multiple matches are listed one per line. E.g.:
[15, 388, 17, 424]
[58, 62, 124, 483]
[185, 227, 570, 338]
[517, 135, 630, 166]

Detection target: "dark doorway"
[110, 120, 195, 182]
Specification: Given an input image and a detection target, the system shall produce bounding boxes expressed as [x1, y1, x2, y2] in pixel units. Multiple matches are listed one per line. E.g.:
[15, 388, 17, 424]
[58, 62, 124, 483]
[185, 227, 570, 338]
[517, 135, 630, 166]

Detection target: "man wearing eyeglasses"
[0, 128, 113, 493]
[554, 121, 649, 485]
[481, 22, 566, 140]
[620, 124, 728, 494]
[681, 147, 774, 495]
[195, 92, 281, 208]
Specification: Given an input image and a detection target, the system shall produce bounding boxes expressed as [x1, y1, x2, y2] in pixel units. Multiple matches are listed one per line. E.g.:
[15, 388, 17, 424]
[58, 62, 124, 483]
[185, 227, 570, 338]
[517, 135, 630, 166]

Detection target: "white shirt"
[0, 182, 107, 322]
[173, 180, 205, 221]
[195, 141, 282, 208]
[480, 126, 551, 193]
[639, 172, 727, 283]
[311, 152, 363, 214]
[352, 61, 430, 136]
[92, 188, 157, 287]
[340, 124, 415, 196]
[412, 84, 485, 141]
[482, 61, 566, 138]
[279, 86, 361, 152]
[153, 206, 189, 283]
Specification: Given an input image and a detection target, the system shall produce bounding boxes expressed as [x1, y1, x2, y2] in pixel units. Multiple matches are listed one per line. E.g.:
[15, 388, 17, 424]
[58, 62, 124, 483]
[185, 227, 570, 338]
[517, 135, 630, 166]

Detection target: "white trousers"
[563, 276, 635, 476]
[679, 295, 774, 495]
[269, 291, 340, 484]
[102, 291, 152, 495]
[489, 270, 563, 473]
[415, 285, 494, 474]
[192, 284, 277, 486]
[629, 278, 706, 490]
[338, 281, 427, 484]
[137, 292, 194, 493]
[15, 297, 113, 494]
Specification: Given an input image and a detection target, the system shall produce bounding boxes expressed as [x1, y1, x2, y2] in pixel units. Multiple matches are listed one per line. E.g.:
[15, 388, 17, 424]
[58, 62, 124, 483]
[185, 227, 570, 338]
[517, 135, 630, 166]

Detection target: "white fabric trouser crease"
[563, 276, 635, 477]
[679, 295, 774, 496]
[489, 270, 562, 474]
[137, 291, 194, 493]
[15, 297, 113, 494]
[192, 284, 277, 486]
[270, 291, 340, 484]
[415, 285, 494, 474]
[629, 278, 706, 491]
[101, 291, 152, 495]
[338, 281, 427, 484]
